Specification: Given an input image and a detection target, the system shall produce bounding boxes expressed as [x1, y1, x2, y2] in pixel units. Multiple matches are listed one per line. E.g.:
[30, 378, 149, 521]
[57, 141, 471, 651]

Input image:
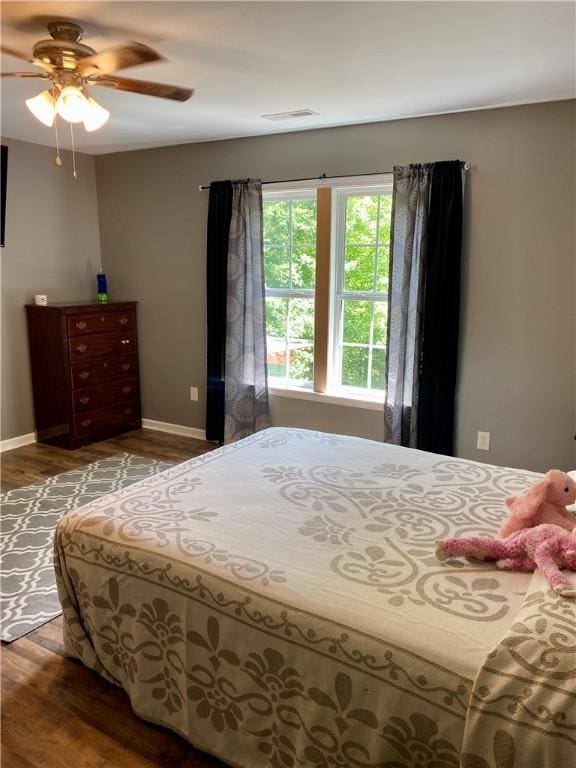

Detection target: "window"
[263, 192, 317, 387]
[263, 176, 392, 402]
[333, 188, 391, 394]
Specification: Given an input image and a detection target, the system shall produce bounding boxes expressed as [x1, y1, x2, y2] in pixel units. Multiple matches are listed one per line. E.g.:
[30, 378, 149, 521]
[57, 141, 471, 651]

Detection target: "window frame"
[330, 180, 393, 396]
[262, 174, 393, 406]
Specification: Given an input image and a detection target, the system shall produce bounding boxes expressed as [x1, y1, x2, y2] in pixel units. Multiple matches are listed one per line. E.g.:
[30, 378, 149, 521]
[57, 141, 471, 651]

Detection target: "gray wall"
[95, 100, 575, 472]
[4, 102, 572, 472]
[1, 138, 101, 440]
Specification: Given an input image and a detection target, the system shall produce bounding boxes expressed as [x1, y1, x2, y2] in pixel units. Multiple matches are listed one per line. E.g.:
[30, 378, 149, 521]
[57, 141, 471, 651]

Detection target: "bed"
[55, 428, 576, 767]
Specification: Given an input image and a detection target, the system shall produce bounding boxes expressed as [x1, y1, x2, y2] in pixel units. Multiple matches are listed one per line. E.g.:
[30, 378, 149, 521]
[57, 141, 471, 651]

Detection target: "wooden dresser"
[26, 301, 141, 449]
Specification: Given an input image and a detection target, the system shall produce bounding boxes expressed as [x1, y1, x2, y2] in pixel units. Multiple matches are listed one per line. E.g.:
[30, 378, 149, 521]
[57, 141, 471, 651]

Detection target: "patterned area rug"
[1, 453, 173, 643]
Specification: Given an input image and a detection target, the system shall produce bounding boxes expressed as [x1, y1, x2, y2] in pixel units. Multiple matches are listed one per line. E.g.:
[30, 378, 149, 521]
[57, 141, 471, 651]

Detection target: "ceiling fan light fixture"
[7, 20, 193, 145]
[56, 85, 89, 123]
[83, 97, 110, 132]
[25, 90, 56, 127]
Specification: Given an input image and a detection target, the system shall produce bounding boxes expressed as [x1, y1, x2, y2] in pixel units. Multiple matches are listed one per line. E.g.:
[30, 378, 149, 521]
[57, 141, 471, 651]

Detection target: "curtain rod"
[198, 162, 470, 191]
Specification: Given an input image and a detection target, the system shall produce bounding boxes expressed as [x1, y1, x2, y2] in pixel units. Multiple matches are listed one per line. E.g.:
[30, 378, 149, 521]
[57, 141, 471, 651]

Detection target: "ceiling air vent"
[261, 109, 319, 121]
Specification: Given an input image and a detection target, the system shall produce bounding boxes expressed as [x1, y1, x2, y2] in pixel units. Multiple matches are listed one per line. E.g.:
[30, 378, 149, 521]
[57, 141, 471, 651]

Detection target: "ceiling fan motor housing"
[33, 22, 96, 71]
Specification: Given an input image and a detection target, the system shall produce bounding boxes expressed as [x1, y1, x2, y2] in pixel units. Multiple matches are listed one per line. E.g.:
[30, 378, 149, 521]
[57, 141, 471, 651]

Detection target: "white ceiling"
[1, 1, 574, 155]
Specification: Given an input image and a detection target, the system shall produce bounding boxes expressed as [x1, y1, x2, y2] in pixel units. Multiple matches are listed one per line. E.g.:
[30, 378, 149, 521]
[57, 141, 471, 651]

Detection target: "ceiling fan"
[1, 20, 194, 132]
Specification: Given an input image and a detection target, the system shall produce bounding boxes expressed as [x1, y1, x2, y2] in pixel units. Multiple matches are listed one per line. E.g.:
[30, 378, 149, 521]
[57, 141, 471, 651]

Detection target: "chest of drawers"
[26, 301, 141, 449]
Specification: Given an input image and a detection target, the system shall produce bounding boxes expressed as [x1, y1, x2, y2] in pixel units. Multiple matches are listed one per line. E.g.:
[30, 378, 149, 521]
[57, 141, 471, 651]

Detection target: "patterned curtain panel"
[224, 181, 271, 443]
[384, 161, 463, 454]
[384, 164, 432, 447]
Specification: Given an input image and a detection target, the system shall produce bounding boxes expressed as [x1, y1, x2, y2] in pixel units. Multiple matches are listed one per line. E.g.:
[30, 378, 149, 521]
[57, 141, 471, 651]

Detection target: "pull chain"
[54, 113, 62, 166]
[69, 123, 77, 180]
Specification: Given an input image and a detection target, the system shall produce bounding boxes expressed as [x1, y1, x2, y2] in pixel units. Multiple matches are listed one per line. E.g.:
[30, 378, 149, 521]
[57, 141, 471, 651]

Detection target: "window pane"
[373, 302, 388, 346]
[263, 200, 289, 244]
[371, 348, 386, 390]
[263, 195, 316, 388]
[264, 246, 290, 289]
[291, 246, 316, 290]
[288, 297, 314, 384]
[344, 246, 376, 292]
[268, 360, 286, 379]
[266, 297, 288, 379]
[345, 195, 378, 243]
[378, 195, 393, 242]
[339, 300, 387, 391]
[288, 298, 314, 342]
[376, 246, 390, 293]
[291, 199, 317, 245]
[343, 300, 371, 344]
[341, 346, 368, 388]
[288, 345, 314, 383]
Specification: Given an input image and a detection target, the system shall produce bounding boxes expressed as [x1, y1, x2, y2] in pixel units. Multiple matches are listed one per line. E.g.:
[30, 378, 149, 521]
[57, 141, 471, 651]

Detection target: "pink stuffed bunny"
[436, 524, 576, 597]
[498, 470, 576, 538]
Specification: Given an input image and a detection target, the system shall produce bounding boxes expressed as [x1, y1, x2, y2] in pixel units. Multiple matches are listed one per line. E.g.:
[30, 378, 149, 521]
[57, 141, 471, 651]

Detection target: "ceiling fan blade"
[1, 71, 49, 78]
[78, 43, 164, 77]
[1, 44, 33, 62]
[92, 75, 193, 102]
[1, 44, 53, 73]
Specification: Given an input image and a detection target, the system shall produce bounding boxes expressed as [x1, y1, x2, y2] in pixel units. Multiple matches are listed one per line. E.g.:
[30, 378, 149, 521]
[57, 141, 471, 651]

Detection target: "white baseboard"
[142, 418, 207, 441]
[0, 432, 36, 452]
[0, 422, 207, 452]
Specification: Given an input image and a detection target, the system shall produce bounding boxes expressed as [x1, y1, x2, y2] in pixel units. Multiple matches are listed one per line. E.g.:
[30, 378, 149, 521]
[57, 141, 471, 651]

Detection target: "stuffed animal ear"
[514, 479, 550, 519]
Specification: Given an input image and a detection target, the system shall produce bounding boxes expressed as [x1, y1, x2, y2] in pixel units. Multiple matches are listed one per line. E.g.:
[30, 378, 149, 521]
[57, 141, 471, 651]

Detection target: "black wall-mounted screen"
[0, 145, 7, 248]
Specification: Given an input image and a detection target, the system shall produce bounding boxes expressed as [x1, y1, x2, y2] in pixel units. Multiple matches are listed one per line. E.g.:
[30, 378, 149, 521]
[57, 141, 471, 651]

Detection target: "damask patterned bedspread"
[54, 428, 575, 767]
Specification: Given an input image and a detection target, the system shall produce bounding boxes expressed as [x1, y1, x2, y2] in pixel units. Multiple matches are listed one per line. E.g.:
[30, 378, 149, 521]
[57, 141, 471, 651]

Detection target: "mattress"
[55, 427, 576, 767]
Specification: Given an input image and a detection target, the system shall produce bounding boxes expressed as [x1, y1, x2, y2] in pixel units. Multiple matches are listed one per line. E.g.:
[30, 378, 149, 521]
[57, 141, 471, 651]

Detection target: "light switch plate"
[190, 386, 199, 402]
[477, 431, 491, 451]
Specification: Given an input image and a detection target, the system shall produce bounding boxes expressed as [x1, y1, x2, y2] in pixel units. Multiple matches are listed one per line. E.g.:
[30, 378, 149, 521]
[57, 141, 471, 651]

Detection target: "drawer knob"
[79, 371, 90, 380]
[123, 407, 133, 415]
[81, 419, 91, 428]
[75, 321, 87, 330]
[119, 317, 128, 325]
[121, 339, 131, 345]
[121, 363, 130, 371]
[122, 386, 132, 394]
[76, 344, 87, 353]
[100, 317, 105, 322]
[79, 396, 90, 405]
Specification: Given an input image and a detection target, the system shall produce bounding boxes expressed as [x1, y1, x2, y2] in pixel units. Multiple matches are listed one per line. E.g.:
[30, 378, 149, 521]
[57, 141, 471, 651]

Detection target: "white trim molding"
[264, 173, 393, 194]
[0, 432, 36, 452]
[142, 419, 207, 441]
[269, 386, 384, 411]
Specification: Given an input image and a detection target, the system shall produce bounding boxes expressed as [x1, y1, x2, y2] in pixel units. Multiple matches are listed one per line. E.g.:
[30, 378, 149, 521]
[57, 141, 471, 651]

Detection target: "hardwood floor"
[1, 429, 227, 768]
[0, 428, 214, 491]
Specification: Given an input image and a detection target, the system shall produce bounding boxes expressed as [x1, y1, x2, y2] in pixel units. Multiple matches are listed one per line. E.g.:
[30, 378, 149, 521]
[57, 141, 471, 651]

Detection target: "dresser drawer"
[73, 378, 138, 413]
[69, 330, 135, 362]
[67, 311, 133, 337]
[71, 354, 137, 389]
[74, 401, 140, 437]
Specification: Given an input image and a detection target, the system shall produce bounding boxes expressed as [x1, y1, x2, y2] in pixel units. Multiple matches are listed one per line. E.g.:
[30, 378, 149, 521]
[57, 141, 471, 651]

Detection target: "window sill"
[268, 385, 384, 411]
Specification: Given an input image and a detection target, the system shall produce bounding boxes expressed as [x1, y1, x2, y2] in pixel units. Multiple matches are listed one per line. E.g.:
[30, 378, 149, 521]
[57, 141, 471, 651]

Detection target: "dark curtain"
[417, 161, 463, 454]
[385, 160, 463, 455]
[205, 181, 233, 442]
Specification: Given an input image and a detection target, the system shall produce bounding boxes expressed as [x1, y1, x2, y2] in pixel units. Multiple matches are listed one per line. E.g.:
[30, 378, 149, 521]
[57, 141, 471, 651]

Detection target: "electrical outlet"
[190, 386, 199, 402]
[477, 431, 491, 451]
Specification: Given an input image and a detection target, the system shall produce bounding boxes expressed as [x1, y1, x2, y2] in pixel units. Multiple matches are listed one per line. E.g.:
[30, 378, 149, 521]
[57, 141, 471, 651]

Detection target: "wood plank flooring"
[1, 429, 228, 768]
[1, 429, 214, 491]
